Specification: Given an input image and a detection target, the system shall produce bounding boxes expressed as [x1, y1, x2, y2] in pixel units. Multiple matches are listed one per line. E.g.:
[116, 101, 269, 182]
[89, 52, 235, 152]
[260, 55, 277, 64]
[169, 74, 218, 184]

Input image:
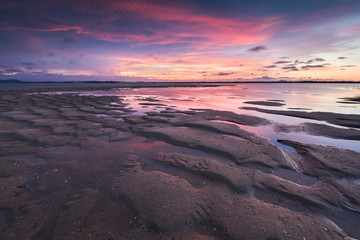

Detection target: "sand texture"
[0, 87, 359, 240]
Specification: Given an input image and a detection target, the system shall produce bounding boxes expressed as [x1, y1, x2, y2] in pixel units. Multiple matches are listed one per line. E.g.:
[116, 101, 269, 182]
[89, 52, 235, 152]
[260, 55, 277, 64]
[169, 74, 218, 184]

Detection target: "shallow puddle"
[213, 120, 360, 153]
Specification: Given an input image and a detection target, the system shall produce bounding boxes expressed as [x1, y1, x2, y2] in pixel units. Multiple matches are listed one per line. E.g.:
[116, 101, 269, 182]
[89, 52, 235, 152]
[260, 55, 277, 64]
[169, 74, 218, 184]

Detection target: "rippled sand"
[0, 84, 360, 240]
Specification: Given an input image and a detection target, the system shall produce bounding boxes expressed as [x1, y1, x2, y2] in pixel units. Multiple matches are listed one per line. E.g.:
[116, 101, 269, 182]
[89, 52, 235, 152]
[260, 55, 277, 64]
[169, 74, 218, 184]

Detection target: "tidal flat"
[0, 82, 360, 240]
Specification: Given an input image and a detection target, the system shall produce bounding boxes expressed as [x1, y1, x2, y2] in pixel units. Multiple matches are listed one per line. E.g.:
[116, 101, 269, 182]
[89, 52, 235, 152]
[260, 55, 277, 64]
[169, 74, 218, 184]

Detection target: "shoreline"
[1, 81, 360, 91]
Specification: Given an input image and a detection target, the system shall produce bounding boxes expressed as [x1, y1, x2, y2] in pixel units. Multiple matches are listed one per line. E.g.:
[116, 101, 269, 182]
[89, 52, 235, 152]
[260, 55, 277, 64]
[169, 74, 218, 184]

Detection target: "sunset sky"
[1, 0, 359, 82]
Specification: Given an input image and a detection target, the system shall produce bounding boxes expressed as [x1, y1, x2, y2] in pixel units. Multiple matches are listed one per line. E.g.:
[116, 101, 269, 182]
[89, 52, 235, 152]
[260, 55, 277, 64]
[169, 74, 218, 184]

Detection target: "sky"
[0, 0, 360, 82]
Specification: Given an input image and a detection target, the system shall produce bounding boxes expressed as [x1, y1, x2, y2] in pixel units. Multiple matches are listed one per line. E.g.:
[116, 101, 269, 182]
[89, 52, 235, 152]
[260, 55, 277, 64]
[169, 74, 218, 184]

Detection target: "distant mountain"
[0, 79, 24, 83]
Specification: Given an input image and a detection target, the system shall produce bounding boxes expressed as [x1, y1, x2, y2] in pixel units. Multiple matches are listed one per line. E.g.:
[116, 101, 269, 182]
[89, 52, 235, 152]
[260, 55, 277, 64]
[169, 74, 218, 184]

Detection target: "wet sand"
[337, 96, 360, 104]
[0, 85, 360, 240]
[242, 106, 360, 128]
[243, 100, 286, 106]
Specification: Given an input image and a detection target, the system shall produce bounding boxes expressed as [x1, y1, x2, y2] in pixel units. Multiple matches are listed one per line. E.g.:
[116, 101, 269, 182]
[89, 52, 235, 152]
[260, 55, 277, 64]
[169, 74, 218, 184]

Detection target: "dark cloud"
[340, 65, 356, 67]
[0, 68, 23, 75]
[256, 76, 273, 80]
[301, 64, 325, 70]
[292, 58, 327, 65]
[22, 62, 36, 69]
[274, 60, 292, 64]
[214, 72, 235, 76]
[48, 52, 55, 56]
[282, 66, 298, 71]
[248, 45, 267, 52]
[312, 58, 325, 62]
[31, 70, 47, 74]
[304, 58, 326, 64]
[4, 68, 22, 72]
[2, 0, 359, 40]
[338, 57, 346, 59]
[264, 65, 277, 68]
[3, 0, 359, 23]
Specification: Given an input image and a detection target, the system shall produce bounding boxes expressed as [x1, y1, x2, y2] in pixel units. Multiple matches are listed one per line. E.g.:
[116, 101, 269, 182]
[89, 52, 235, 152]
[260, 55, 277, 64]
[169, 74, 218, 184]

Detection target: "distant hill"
[0, 79, 24, 83]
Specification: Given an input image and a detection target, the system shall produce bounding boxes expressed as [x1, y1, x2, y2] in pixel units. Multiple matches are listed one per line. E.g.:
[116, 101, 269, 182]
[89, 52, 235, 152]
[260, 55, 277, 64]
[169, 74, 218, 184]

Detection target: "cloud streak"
[301, 64, 326, 70]
[248, 46, 267, 52]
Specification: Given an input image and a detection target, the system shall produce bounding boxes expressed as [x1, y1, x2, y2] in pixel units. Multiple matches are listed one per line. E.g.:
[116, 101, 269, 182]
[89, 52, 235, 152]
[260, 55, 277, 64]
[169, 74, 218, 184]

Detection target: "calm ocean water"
[111, 83, 360, 152]
[114, 83, 360, 115]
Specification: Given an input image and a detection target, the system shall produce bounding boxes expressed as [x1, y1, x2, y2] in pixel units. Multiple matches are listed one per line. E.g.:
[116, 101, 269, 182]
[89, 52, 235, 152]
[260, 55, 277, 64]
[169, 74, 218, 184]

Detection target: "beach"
[0, 82, 360, 240]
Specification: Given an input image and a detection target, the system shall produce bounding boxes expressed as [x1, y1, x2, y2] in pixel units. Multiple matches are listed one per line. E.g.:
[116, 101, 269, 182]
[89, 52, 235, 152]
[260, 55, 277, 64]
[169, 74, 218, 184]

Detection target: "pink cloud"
[3, 0, 283, 48]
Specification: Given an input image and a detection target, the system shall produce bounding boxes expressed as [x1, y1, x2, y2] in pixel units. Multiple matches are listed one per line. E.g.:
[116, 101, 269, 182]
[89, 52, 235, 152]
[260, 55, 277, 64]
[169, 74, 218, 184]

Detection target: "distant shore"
[0, 80, 359, 91]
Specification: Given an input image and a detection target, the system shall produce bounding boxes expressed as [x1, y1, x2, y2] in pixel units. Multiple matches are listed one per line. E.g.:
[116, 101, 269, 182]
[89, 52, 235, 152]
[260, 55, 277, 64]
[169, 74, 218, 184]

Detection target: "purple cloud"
[301, 64, 326, 70]
[214, 72, 235, 76]
[274, 60, 292, 64]
[282, 66, 298, 71]
[248, 46, 267, 52]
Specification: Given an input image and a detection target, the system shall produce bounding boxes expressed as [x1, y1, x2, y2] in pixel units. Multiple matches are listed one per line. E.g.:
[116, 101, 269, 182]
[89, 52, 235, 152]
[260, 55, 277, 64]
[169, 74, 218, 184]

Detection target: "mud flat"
[0, 86, 360, 240]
